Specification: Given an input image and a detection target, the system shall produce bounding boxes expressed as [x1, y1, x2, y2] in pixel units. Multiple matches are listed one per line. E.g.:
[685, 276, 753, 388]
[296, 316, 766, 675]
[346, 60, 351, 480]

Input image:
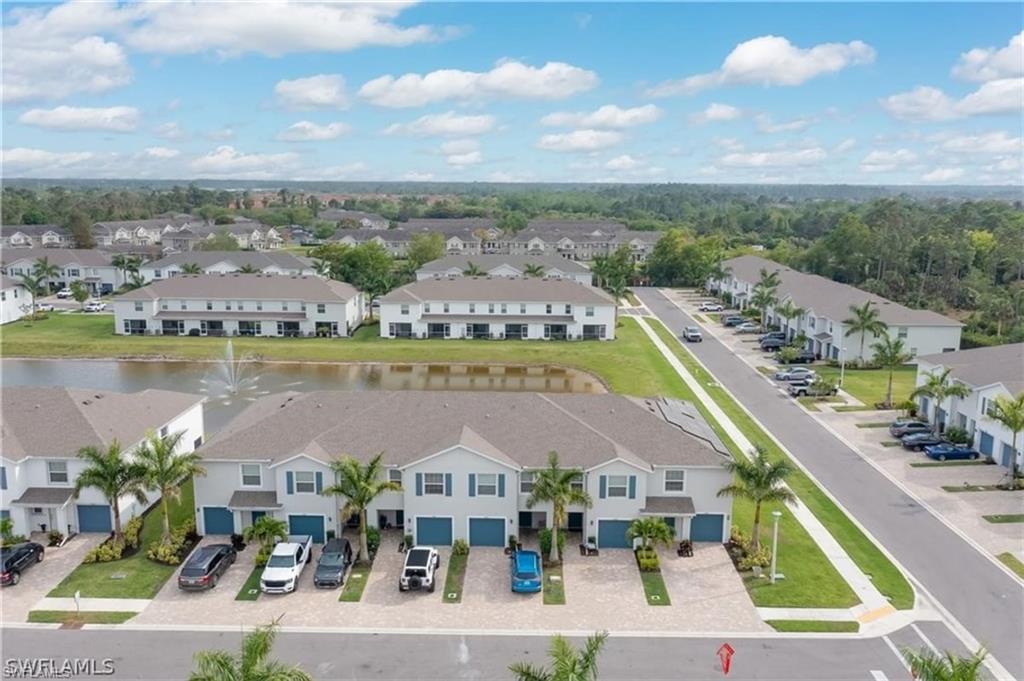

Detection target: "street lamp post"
[770, 510, 782, 584]
[838, 346, 848, 388]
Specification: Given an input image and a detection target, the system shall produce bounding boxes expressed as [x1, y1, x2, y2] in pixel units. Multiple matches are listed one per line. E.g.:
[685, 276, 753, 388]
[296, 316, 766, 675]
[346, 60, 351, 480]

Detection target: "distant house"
[380, 276, 617, 340]
[0, 224, 73, 249]
[416, 254, 593, 285]
[508, 220, 658, 262]
[0, 276, 32, 324]
[138, 251, 316, 282]
[0, 248, 123, 295]
[93, 217, 196, 248]
[318, 209, 389, 230]
[112, 273, 364, 338]
[0, 387, 205, 537]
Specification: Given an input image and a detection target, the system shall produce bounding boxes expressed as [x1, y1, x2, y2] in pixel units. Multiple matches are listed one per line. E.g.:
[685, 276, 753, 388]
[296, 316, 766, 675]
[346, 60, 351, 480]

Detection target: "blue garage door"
[468, 518, 505, 546]
[203, 507, 234, 535]
[288, 515, 325, 543]
[597, 520, 632, 549]
[690, 514, 725, 542]
[77, 504, 112, 533]
[979, 431, 993, 456]
[416, 517, 453, 546]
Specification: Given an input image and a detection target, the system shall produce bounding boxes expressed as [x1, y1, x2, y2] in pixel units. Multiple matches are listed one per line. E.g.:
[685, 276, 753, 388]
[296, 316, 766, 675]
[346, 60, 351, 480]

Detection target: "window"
[154, 269, 162, 278]
[488, 304, 495, 314]
[179, 301, 187, 311]
[225, 301, 232, 311]
[388, 469, 402, 485]
[160, 301, 168, 310]
[134, 301, 143, 312]
[68, 268, 80, 277]
[565, 304, 572, 314]
[206, 301, 213, 311]
[664, 470, 685, 492]
[546, 304, 552, 314]
[159, 425, 169, 437]
[501, 304, 507, 314]
[570, 473, 583, 493]
[585, 306, 594, 317]
[520, 304, 527, 314]
[443, 303, 450, 313]
[294, 471, 316, 494]
[400, 304, 410, 315]
[897, 327, 908, 339]
[476, 473, 497, 496]
[241, 464, 261, 487]
[47, 461, 68, 484]
[469, 303, 476, 313]
[256, 302, 263, 311]
[607, 475, 627, 498]
[314, 303, 325, 314]
[520, 471, 535, 494]
[424, 303, 430, 313]
[423, 473, 445, 495]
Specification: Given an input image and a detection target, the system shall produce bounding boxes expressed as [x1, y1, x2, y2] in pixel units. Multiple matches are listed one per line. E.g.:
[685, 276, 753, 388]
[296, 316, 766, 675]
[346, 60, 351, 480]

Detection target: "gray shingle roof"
[641, 496, 695, 515]
[200, 392, 731, 470]
[0, 248, 113, 268]
[1, 224, 70, 237]
[525, 220, 627, 233]
[145, 251, 311, 271]
[417, 254, 590, 274]
[381, 277, 614, 305]
[1, 275, 25, 289]
[0, 387, 204, 462]
[12, 487, 75, 506]
[227, 491, 282, 509]
[116, 273, 359, 302]
[917, 344, 1024, 394]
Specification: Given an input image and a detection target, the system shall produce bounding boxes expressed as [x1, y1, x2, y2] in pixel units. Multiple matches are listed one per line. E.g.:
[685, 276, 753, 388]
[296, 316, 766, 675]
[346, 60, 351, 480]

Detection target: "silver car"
[774, 367, 817, 382]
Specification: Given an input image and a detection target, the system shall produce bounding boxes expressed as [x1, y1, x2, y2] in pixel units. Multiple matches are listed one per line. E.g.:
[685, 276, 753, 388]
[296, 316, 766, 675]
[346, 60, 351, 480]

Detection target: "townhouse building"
[0, 224, 73, 249]
[379, 277, 617, 340]
[915, 344, 1023, 470]
[318, 209, 390, 230]
[713, 255, 962, 363]
[0, 276, 32, 324]
[509, 221, 659, 263]
[415, 254, 593, 285]
[112, 273, 363, 338]
[0, 248, 123, 295]
[138, 251, 316, 282]
[0, 387, 204, 537]
[93, 217, 195, 248]
[193, 391, 734, 548]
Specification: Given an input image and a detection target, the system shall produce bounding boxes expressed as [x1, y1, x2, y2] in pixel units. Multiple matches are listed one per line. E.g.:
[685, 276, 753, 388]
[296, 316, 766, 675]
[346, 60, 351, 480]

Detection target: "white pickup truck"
[260, 535, 313, 594]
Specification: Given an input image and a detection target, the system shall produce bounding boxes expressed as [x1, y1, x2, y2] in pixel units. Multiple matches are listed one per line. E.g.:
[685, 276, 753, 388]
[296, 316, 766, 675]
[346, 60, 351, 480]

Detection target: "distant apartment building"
[138, 251, 316, 282]
[415, 254, 593, 285]
[0, 276, 32, 324]
[0, 248, 123, 295]
[318, 209, 390, 230]
[0, 224, 73, 249]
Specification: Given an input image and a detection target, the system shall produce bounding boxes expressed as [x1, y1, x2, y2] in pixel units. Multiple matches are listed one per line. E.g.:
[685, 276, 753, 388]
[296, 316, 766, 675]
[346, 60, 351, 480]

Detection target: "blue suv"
[510, 550, 543, 593]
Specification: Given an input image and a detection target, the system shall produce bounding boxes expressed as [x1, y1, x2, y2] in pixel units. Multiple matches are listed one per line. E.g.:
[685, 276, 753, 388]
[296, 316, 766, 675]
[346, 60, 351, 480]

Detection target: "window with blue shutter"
[628, 475, 636, 499]
[415, 473, 423, 496]
[498, 473, 505, 497]
[0, 466, 5, 491]
[599, 475, 607, 499]
[286, 471, 294, 495]
[315, 471, 323, 494]
[445, 473, 453, 497]
[468, 473, 476, 497]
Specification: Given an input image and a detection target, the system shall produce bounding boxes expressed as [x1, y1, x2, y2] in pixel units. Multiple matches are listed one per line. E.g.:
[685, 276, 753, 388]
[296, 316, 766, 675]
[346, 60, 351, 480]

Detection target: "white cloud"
[541, 104, 661, 128]
[834, 138, 857, 153]
[190, 146, 299, 178]
[439, 139, 482, 166]
[274, 74, 347, 110]
[951, 32, 1024, 82]
[718, 147, 827, 168]
[446, 151, 482, 167]
[690, 103, 743, 125]
[955, 79, 1023, 116]
[881, 79, 1024, 121]
[205, 127, 235, 141]
[18, 105, 139, 132]
[605, 155, 643, 170]
[713, 137, 745, 152]
[2, 35, 131, 103]
[143, 146, 180, 159]
[648, 35, 874, 96]
[277, 121, 351, 142]
[921, 167, 965, 182]
[939, 131, 1023, 155]
[859, 148, 917, 172]
[382, 111, 496, 137]
[2, 147, 95, 174]
[755, 113, 815, 133]
[154, 122, 186, 140]
[536, 129, 624, 152]
[359, 60, 598, 107]
[880, 86, 956, 121]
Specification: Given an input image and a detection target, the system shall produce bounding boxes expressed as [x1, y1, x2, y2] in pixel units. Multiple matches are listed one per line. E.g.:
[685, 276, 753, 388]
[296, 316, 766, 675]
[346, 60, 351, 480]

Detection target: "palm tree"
[871, 336, 912, 409]
[756, 267, 781, 291]
[111, 253, 130, 282]
[526, 451, 592, 564]
[900, 647, 986, 681]
[17, 271, 45, 317]
[773, 300, 805, 338]
[180, 263, 202, 275]
[74, 441, 148, 545]
[706, 262, 731, 293]
[463, 262, 485, 276]
[716, 446, 796, 551]
[135, 430, 206, 545]
[236, 264, 259, 274]
[625, 517, 674, 550]
[987, 393, 1024, 489]
[607, 277, 628, 305]
[749, 285, 778, 328]
[32, 256, 60, 294]
[311, 259, 332, 278]
[189, 620, 311, 681]
[590, 256, 611, 289]
[321, 453, 401, 563]
[523, 263, 546, 278]
[124, 255, 143, 279]
[911, 368, 972, 434]
[509, 632, 608, 681]
[843, 301, 888, 366]
[243, 515, 288, 554]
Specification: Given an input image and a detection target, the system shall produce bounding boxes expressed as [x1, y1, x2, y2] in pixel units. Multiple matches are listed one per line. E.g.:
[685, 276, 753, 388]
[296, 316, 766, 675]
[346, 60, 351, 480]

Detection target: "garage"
[77, 504, 112, 533]
[416, 516, 453, 546]
[468, 517, 505, 547]
[690, 514, 725, 542]
[288, 515, 326, 543]
[203, 507, 235, 535]
[596, 519, 632, 549]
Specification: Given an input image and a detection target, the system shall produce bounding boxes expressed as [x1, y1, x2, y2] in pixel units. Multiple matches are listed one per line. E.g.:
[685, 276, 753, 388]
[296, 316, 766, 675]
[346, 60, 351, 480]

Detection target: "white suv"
[399, 546, 440, 592]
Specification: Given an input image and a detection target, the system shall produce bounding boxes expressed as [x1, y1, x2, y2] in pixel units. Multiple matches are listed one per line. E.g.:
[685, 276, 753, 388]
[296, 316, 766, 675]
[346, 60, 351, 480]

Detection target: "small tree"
[463, 262, 485, 277]
[911, 368, 972, 434]
[716, 446, 796, 551]
[74, 441, 148, 546]
[871, 335, 912, 409]
[509, 631, 608, 681]
[17, 272, 44, 318]
[70, 280, 90, 310]
[987, 393, 1024, 489]
[523, 263, 546, 278]
[526, 451, 592, 564]
[33, 256, 60, 294]
[900, 647, 986, 681]
[321, 453, 401, 563]
[625, 517, 674, 550]
[135, 430, 206, 545]
[773, 300, 805, 337]
[749, 285, 778, 328]
[180, 263, 202, 275]
[189, 619, 311, 681]
[235, 264, 259, 274]
[243, 515, 288, 554]
[843, 301, 888, 366]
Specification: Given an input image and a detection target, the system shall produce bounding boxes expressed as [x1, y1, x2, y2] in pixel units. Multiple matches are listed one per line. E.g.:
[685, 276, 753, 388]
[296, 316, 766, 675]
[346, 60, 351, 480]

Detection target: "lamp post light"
[838, 346, 848, 388]
[770, 510, 782, 584]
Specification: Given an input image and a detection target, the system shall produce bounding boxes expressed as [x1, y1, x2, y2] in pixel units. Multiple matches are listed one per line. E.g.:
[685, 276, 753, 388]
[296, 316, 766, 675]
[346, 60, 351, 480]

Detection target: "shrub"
[147, 542, 181, 565]
[47, 530, 64, 547]
[123, 516, 144, 549]
[404, 533, 414, 548]
[366, 526, 381, 556]
[83, 541, 124, 564]
[452, 538, 470, 556]
[945, 426, 970, 445]
[635, 547, 660, 572]
[507, 534, 518, 551]
[254, 545, 272, 567]
[146, 518, 197, 565]
[728, 525, 747, 547]
[538, 528, 566, 559]
[738, 546, 771, 571]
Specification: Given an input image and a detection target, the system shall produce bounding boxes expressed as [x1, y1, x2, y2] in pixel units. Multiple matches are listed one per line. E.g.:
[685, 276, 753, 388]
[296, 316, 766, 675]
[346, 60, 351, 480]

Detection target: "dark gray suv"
[314, 537, 353, 588]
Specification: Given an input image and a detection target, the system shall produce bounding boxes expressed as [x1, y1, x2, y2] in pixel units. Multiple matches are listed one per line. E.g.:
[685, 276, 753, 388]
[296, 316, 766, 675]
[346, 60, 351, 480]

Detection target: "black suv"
[177, 543, 236, 591]
[0, 542, 44, 586]
[314, 537, 353, 588]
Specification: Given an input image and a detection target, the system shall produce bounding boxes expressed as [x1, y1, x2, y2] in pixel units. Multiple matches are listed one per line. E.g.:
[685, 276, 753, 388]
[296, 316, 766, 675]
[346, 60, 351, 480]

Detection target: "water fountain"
[198, 340, 272, 405]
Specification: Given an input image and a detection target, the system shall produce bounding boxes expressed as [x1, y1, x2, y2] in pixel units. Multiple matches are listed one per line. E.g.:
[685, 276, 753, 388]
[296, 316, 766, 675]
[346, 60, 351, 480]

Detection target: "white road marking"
[882, 635, 911, 672]
[911, 623, 941, 655]
[870, 671, 889, 681]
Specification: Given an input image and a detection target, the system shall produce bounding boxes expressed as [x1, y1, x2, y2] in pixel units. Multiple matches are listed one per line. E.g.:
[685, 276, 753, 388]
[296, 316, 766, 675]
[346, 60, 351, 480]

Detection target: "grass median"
[767, 619, 859, 633]
[815, 365, 917, 407]
[997, 553, 1024, 578]
[648, 318, 914, 610]
[27, 610, 137, 625]
[235, 566, 263, 601]
[339, 561, 372, 602]
[639, 570, 671, 606]
[543, 562, 565, 605]
[443, 551, 468, 604]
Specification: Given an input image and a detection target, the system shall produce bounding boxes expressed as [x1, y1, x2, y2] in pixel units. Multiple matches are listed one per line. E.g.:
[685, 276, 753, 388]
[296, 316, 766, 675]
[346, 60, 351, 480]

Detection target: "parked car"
[734, 322, 761, 334]
[788, 379, 839, 398]
[83, 300, 107, 312]
[55, 288, 72, 299]
[36, 303, 55, 312]
[0, 542, 44, 586]
[923, 443, 980, 461]
[759, 331, 786, 342]
[260, 535, 313, 594]
[510, 550, 543, 594]
[399, 546, 440, 592]
[774, 367, 816, 382]
[889, 420, 933, 438]
[900, 432, 947, 451]
[698, 302, 723, 312]
[760, 337, 786, 351]
[177, 543, 236, 591]
[776, 349, 816, 364]
[682, 326, 703, 342]
[722, 315, 746, 327]
[313, 537, 353, 588]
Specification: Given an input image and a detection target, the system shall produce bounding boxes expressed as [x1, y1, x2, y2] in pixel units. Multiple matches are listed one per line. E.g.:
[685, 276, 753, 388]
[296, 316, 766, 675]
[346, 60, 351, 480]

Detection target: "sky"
[1, 2, 1021, 185]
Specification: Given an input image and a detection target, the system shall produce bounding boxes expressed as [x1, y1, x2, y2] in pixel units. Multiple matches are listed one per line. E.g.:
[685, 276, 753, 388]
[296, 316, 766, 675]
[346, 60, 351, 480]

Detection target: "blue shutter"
[445, 473, 453, 497]
[468, 473, 476, 497]
[315, 471, 323, 494]
[599, 475, 607, 499]
[498, 474, 505, 498]
[415, 473, 423, 496]
[628, 475, 636, 499]
[286, 471, 294, 495]
[0, 466, 5, 491]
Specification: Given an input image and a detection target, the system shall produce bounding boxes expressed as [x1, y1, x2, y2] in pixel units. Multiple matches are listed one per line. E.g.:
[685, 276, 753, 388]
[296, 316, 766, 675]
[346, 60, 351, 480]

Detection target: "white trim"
[605, 474, 629, 499]
[239, 463, 262, 488]
[399, 444, 520, 472]
[474, 473, 498, 496]
[269, 453, 331, 468]
[662, 469, 687, 494]
[584, 457, 651, 474]
[292, 471, 318, 495]
[412, 514, 455, 546]
[595, 517, 637, 549]
[465, 515, 508, 547]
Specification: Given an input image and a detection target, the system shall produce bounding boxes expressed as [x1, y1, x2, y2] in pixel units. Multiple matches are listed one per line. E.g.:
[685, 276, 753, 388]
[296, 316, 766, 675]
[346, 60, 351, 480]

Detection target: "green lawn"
[442, 551, 468, 604]
[49, 479, 196, 599]
[767, 619, 859, 633]
[997, 552, 1024, 578]
[909, 460, 990, 468]
[339, 561, 372, 602]
[235, 566, 263, 601]
[983, 514, 1024, 524]
[648, 319, 914, 610]
[639, 569, 671, 606]
[815, 365, 918, 407]
[27, 610, 137, 625]
[542, 562, 565, 605]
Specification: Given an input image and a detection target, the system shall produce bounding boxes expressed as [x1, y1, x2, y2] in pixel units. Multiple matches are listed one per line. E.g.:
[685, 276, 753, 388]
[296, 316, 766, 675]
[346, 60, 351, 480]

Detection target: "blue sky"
[2, 2, 1021, 184]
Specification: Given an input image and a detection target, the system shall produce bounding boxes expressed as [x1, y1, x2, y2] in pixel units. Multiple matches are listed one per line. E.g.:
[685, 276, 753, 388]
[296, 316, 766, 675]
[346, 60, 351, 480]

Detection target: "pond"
[1, 357, 604, 434]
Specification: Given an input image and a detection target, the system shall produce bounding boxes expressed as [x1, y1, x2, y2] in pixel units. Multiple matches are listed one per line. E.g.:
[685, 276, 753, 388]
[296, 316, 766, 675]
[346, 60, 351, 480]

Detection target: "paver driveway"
[1, 532, 104, 622]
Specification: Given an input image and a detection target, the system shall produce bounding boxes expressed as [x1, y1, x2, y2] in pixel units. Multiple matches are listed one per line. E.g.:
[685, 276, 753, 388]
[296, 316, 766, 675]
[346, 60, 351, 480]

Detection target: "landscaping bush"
[123, 516, 144, 550]
[146, 519, 197, 565]
[366, 526, 381, 555]
[635, 547, 660, 572]
[738, 545, 771, 571]
[83, 541, 124, 564]
[452, 538, 470, 556]
[538, 528, 566, 560]
[47, 530, 64, 547]
[403, 533, 414, 549]
[945, 426, 970, 445]
[254, 545, 272, 567]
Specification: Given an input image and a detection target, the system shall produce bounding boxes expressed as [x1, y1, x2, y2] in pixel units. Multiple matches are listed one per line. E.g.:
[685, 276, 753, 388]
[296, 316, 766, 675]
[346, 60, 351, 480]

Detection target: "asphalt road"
[635, 287, 1024, 678]
[0, 627, 920, 680]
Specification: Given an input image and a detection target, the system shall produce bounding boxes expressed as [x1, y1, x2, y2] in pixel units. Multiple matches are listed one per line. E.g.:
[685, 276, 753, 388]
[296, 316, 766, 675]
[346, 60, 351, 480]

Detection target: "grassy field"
[542, 562, 565, 605]
[766, 619, 859, 633]
[442, 551, 468, 604]
[49, 479, 195, 599]
[27, 610, 137, 624]
[648, 319, 914, 610]
[235, 566, 263, 601]
[639, 569, 671, 606]
[339, 561, 372, 602]
[998, 552, 1024, 578]
[815, 365, 918, 407]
